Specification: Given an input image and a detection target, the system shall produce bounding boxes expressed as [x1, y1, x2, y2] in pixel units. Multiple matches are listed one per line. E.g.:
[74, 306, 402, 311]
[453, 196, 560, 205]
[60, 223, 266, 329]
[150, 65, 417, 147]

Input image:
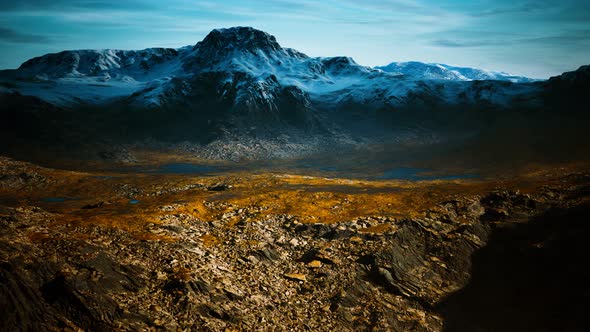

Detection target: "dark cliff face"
[550, 65, 590, 84]
[544, 65, 590, 110]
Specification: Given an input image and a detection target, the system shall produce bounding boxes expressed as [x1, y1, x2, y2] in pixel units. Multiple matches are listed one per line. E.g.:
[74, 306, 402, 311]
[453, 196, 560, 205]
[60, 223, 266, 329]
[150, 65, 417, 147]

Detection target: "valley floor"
[1, 155, 589, 331]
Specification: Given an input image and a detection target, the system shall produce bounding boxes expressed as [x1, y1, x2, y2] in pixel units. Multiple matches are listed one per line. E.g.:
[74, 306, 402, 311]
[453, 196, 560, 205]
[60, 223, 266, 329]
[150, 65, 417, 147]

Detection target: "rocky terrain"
[1, 156, 589, 331]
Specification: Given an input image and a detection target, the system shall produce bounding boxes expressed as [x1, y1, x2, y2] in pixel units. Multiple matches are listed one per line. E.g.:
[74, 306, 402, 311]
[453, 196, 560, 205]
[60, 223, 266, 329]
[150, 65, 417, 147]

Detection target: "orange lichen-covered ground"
[2, 155, 589, 331]
[2, 156, 587, 242]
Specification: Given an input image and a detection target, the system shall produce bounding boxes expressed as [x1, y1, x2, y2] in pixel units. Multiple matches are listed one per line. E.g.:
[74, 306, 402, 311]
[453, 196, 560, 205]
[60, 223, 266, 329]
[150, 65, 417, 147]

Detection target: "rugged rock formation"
[1, 157, 588, 331]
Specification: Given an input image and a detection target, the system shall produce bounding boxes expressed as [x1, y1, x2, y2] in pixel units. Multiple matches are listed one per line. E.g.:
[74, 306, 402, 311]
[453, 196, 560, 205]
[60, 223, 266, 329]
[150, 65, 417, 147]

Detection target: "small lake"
[377, 167, 478, 181]
[40, 197, 76, 203]
[112, 161, 477, 181]
[91, 175, 116, 180]
[118, 163, 222, 175]
[153, 163, 217, 175]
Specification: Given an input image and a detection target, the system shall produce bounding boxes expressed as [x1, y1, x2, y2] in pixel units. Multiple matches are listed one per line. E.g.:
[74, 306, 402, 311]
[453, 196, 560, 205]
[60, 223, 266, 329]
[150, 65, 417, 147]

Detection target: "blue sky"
[0, 0, 588, 78]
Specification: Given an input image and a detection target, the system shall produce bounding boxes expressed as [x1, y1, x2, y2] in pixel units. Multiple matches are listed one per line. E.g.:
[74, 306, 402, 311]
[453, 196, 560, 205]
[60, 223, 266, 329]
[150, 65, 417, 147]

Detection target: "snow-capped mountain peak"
[193, 27, 282, 54]
[183, 26, 308, 74]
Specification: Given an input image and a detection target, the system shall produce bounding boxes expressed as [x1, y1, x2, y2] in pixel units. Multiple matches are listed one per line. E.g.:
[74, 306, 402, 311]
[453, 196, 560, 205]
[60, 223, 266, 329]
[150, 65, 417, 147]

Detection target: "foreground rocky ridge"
[1, 156, 588, 331]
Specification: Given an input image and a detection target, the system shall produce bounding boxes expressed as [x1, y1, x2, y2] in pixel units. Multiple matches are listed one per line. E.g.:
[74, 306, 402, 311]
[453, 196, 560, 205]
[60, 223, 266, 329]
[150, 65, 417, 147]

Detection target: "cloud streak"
[431, 39, 504, 48]
[0, 0, 156, 12]
[432, 29, 590, 48]
[0, 27, 52, 44]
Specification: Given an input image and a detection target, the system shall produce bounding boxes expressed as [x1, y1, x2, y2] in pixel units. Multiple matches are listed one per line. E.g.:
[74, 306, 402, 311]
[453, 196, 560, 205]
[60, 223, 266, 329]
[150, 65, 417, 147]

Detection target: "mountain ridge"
[0, 26, 540, 110]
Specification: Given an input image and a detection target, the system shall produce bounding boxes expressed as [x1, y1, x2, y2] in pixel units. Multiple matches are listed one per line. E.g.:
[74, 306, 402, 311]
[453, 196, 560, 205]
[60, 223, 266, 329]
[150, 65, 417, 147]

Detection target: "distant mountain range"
[0, 27, 539, 110]
[0, 26, 588, 161]
[375, 62, 534, 82]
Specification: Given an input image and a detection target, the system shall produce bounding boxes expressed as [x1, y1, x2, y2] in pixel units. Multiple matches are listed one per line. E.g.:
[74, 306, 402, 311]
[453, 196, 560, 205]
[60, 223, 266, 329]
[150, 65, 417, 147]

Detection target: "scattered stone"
[284, 273, 307, 282]
[307, 260, 322, 268]
[207, 183, 231, 191]
[82, 201, 105, 209]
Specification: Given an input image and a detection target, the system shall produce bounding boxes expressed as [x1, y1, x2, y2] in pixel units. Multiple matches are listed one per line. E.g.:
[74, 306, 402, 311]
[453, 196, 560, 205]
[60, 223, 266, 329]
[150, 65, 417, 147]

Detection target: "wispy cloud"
[0, 27, 53, 44]
[0, 0, 157, 12]
[471, 2, 547, 17]
[432, 29, 590, 48]
[431, 39, 502, 48]
[520, 30, 590, 44]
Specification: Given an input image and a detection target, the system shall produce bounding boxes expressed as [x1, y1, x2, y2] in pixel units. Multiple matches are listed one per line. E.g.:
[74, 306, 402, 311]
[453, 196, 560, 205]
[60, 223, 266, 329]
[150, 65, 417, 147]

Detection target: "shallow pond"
[40, 197, 76, 203]
[114, 160, 477, 181]
[152, 163, 217, 175]
[377, 167, 478, 181]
